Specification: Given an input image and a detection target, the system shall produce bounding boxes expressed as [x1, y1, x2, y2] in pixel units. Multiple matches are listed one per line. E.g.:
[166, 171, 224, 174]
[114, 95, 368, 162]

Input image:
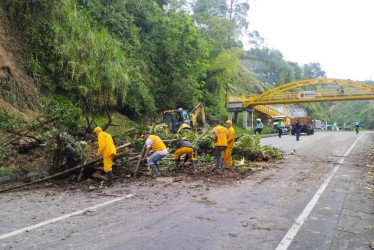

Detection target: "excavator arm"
[189, 102, 207, 128]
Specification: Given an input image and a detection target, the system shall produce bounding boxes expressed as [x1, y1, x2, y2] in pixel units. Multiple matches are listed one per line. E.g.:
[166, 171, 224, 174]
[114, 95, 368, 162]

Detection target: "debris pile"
[0, 105, 282, 192]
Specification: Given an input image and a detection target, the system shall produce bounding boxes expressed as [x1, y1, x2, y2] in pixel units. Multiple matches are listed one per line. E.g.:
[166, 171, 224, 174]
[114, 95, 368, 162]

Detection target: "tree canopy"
[2, 0, 372, 128]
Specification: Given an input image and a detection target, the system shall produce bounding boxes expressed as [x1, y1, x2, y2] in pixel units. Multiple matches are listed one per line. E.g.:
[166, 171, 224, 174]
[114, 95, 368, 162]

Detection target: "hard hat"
[256, 118, 261, 122]
[181, 136, 187, 140]
[225, 120, 232, 125]
[141, 131, 150, 137]
[93, 127, 102, 133]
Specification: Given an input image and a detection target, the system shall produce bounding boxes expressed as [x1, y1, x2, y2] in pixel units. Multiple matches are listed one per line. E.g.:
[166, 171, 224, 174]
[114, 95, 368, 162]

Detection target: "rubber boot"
[106, 171, 114, 186]
[174, 159, 180, 171]
[150, 165, 160, 177]
[191, 160, 196, 171]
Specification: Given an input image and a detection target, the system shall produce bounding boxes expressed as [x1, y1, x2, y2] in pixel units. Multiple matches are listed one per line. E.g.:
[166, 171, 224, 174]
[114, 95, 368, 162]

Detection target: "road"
[1, 132, 373, 250]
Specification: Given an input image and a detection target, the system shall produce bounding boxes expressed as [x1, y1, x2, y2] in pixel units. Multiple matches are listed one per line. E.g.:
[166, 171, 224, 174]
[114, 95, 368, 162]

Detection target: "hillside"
[0, 0, 371, 129]
[0, 8, 39, 112]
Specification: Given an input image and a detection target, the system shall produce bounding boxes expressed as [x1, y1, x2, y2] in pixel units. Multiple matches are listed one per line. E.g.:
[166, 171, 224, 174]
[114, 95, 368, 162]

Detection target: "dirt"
[0, 7, 39, 110]
[0, 146, 276, 192]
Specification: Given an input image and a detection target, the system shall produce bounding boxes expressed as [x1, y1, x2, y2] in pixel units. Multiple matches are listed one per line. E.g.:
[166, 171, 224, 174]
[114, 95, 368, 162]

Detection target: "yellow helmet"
[181, 136, 187, 140]
[93, 127, 102, 133]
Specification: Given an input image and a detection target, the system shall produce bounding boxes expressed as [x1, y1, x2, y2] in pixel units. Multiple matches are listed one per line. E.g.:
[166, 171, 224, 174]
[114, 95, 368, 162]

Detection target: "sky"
[245, 0, 374, 81]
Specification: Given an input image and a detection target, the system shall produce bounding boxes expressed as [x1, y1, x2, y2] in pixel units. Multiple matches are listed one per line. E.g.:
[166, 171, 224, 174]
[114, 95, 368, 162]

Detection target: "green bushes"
[233, 135, 282, 160]
[39, 98, 83, 136]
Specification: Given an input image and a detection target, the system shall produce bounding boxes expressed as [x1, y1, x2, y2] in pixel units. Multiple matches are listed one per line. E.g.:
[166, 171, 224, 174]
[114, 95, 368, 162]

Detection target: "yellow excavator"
[156, 102, 207, 133]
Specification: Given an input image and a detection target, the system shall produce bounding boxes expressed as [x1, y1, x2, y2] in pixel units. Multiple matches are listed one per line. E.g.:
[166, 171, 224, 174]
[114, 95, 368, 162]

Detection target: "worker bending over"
[222, 120, 235, 169]
[141, 131, 167, 177]
[94, 127, 116, 186]
[174, 137, 195, 171]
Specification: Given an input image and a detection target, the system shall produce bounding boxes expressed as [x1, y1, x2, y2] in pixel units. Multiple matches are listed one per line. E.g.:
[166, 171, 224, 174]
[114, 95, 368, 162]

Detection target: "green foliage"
[151, 10, 211, 110]
[192, 0, 248, 56]
[232, 134, 281, 160]
[196, 137, 215, 155]
[262, 145, 282, 159]
[54, 1, 129, 115]
[39, 98, 83, 136]
[234, 135, 262, 157]
[330, 100, 374, 129]
[246, 48, 299, 86]
[43, 131, 87, 172]
[0, 108, 26, 131]
[181, 130, 198, 141]
[303, 62, 326, 79]
[2, 0, 331, 127]
[2, 0, 58, 90]
[197, 153, 214, 162]
[301, 102, 329, 121]
[0, 165, 24, 177]
[204, 48, 244, 115]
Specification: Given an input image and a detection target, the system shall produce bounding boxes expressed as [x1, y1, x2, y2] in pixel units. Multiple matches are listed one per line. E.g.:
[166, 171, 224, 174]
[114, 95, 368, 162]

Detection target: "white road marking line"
[0, 195, 131, 240]
[276, 134, 364, 250]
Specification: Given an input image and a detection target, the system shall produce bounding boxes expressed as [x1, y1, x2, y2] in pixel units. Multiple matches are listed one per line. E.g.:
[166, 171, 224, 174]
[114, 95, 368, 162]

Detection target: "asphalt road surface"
[1, 131, 373, 250]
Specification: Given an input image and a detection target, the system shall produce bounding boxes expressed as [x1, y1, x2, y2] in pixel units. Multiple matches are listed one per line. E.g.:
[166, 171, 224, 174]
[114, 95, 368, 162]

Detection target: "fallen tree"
[0, 144, 137, 193]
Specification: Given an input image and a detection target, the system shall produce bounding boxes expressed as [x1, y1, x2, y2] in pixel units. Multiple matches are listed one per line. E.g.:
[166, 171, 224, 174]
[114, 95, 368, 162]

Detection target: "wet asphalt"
[0, 131, 373, 250]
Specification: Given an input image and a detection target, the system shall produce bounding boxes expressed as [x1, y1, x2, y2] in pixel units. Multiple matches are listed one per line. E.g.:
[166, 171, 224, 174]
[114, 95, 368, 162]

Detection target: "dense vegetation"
[1, 0, 372, 128]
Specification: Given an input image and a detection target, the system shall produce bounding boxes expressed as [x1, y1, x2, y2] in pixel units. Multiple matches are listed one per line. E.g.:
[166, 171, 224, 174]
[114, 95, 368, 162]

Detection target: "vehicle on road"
[290, 117, 314, 135]
[313, 119, 322, 130]
[271, 115, 291, 133]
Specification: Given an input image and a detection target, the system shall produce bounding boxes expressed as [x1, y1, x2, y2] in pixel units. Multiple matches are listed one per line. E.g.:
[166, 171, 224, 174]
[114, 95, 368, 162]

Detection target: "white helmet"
[256, 118, 261, 122]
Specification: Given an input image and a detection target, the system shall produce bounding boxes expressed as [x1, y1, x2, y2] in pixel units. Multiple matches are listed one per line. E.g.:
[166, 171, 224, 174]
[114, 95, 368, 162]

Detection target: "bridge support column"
[249, 109, 254, 130]
[227, 112, 233, 122]
[234, 112, 239, 124]
[242, 111, 248, 130]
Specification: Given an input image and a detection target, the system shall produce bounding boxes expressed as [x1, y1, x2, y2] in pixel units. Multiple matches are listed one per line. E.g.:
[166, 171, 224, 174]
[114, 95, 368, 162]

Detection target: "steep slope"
[0, 8, 39, 110]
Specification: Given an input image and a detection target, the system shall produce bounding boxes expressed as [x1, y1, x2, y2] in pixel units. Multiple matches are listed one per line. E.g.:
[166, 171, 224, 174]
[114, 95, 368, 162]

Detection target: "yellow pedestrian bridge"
[226, 78, 374, 129]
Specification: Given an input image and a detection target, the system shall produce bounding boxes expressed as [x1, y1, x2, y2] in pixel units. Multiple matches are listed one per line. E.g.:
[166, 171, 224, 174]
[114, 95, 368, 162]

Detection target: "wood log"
[115, 142, 132, 152]
[0, 144, 136, 193]
[192, 127, 210, 147]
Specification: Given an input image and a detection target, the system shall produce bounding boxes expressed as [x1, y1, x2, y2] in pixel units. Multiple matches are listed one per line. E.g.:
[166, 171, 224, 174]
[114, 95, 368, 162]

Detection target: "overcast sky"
[245, 0, 374, 81]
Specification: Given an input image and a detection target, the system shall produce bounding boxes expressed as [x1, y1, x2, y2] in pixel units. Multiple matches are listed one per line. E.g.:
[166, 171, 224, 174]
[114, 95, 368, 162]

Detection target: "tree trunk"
[101, 99, 112, 131]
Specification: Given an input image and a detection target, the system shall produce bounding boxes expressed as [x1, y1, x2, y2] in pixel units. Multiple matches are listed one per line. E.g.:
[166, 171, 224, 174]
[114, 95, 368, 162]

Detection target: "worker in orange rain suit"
[174, 136, 195, 171]
[141, 131, 167, 177]
[212, 119, 228, 173]
[94, 127, 116, 186]
[222, 120, 235, 169]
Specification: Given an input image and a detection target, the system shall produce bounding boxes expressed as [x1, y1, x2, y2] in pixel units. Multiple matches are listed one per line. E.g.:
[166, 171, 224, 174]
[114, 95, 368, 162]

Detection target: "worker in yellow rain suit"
[141, 131, 167, 177]
[174, 137, 195, 171]
[212, 120, 228, 173]
[222, 120, 235, 169]
[94, 127, 116, 186]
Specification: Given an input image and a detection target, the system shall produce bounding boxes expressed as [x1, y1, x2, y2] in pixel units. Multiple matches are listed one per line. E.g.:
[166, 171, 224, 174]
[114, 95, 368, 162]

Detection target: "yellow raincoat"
[222, 126, 235, 168]
[214, 125, 228, 147]
[97, 131, 117, 172]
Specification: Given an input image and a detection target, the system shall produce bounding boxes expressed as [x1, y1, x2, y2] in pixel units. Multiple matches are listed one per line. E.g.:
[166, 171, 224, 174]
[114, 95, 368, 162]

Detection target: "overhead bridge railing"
[234, 78, 374, 107]
[252, 105, 286, 118]
[240, 88, 374, 106]
[229, 88, 374, 109]
[227, 95, 286, 118]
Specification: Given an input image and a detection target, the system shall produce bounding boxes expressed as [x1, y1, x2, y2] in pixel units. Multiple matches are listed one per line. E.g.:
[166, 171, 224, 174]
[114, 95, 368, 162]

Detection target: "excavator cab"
[157, 109, 192, 133]
[156, 102, 207, 134]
